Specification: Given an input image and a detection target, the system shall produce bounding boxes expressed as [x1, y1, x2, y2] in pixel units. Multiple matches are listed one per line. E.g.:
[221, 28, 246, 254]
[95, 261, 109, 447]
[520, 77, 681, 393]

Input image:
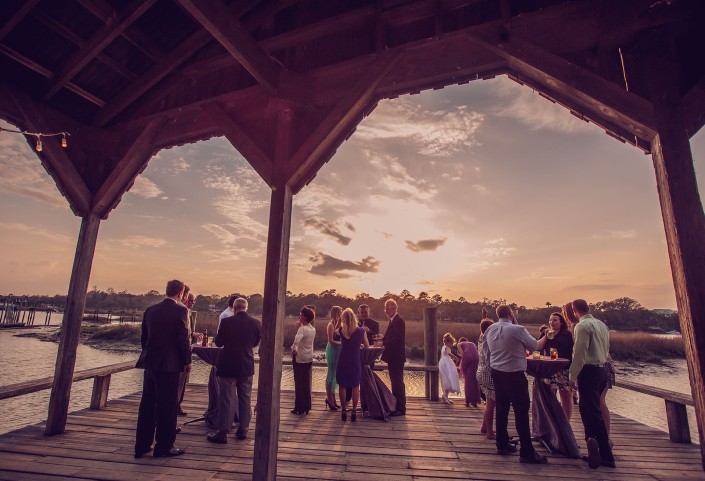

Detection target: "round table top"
[526, 356, 570, 378]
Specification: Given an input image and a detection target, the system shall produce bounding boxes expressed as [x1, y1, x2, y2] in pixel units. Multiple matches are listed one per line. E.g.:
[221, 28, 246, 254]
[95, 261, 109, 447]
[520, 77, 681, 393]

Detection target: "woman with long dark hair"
[537, 311, 574, 418]
[324, 306, 342, 410]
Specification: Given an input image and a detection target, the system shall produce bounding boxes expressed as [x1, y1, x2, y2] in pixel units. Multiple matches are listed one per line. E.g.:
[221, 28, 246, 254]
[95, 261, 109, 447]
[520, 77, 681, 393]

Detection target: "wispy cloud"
[592, 230, 637, 240]
[405, 238, 447, 252]
[493, 80, 595, 134]
[129, 176, 165, 199]
[116, 235, 167, 248]
[0, 222, 72, 243]
[303, 218, 354, 245]
[357, 98, 484, 156]
[309, 252, 380, 278]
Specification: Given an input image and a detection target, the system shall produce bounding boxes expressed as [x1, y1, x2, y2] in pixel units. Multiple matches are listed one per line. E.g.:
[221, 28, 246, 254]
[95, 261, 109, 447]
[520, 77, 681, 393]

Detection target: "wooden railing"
[615, 379, 694, 443]
[0, 360, 136, 410]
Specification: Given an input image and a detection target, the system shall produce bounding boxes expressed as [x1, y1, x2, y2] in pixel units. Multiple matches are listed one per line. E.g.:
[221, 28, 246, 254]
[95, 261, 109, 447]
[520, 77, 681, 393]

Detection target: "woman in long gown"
[439, 333, 461, 404]
[335, 308, 369, 421]
[457, 336, 481, 407]
[324, 306, 342, 410]
[477, 318, 496, 439]
[537, 312, 574, 418]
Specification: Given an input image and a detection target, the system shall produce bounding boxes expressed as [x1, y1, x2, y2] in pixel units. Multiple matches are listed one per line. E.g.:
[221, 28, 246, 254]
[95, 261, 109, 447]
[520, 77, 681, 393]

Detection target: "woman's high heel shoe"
[341, 410, 347, 421]
[350, 410, 357, 422]
[325, 399, 338, 411]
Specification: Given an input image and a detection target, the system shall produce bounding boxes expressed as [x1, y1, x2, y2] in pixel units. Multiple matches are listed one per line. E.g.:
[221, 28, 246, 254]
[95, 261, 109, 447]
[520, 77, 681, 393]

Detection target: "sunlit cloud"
[116, 235, 167, 248]
[0, 222, 72, 243]
[592, 230, 637, 240]
[405, 238, 447, 252]
[309, 252, 380, 278]
[357, 98, 484, 156]
[129, 176, 165, 199]
[303, 217, 353, 245]
[493, 80, 595, 134]
[367, 151, 437, 199]
[172, 157, 190, 172]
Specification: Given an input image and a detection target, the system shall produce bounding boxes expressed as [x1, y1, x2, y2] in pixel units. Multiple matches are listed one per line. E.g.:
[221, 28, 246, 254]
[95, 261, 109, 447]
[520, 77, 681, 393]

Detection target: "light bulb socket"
[35, 138, 43, 152]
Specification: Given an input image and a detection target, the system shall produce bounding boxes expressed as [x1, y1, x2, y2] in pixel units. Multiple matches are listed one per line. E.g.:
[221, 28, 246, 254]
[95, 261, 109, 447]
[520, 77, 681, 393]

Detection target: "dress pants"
[388, 361, 406, 414]
[215, 375, 253, 437]
[293, 361, 312, 413]
[577, 365, 615, 463]
[177, 371, 188, 408]
[491, 369, 535, 457]
[135, 369, 180, 456]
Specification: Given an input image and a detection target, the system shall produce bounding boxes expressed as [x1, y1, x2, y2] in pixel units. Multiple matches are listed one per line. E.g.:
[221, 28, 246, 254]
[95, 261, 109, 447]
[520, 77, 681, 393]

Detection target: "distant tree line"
[9, 287, 680, 332]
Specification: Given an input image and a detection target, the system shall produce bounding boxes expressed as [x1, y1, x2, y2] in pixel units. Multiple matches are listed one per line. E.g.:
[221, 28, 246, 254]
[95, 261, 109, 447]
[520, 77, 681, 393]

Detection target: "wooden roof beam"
[176, 0, 281, 95]
[0, 0, 40, 41]
[201, 102, 274, 185]
[91, 118, 166, 219]
[467, 29, 657, 141]
[5, 85, 92, 216]
[287, 52, 402, 192]
[43, 0, 157, 101]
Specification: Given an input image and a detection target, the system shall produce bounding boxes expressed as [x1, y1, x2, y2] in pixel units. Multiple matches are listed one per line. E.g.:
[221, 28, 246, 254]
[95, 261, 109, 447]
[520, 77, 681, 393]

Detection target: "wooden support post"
[424, 306, 438, 401]
[45, 213, 101, 435]
[90, 374, 111, 410]
[665, 400, 691, 443]
[253, 110, 293, 481]
[642, 30, 705, 468]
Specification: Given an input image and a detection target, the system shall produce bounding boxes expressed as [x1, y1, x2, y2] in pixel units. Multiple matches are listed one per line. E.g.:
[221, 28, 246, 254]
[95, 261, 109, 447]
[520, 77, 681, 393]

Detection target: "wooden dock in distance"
[0, 384, 702, 481]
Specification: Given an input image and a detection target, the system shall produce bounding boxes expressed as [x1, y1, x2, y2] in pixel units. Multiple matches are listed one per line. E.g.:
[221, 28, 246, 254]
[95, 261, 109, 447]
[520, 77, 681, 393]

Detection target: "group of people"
[134, 282, 261, 457]
[290, 299, 407, 421]
[438, 300, 615, 469]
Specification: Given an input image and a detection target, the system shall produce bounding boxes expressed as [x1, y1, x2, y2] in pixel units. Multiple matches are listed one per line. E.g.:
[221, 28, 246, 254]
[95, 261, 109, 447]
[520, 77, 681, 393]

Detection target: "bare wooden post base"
[90, 375, 111, 410]
[45, 213, 101, 435]
[424, 307, 438, 401]
[665, 400, 692, 443]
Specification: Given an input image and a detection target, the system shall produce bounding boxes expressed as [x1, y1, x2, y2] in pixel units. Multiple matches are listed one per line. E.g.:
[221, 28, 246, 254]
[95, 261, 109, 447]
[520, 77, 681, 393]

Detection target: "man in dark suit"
[358, 304, 379, 345]
[134, 280, 191, 458]
[381, 298, 406, 415]
[207, 297, 261, 443]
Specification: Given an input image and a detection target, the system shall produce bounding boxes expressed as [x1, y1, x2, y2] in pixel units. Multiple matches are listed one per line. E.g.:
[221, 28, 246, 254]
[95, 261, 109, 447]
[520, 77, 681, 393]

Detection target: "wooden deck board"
[0, 384, 702, 481]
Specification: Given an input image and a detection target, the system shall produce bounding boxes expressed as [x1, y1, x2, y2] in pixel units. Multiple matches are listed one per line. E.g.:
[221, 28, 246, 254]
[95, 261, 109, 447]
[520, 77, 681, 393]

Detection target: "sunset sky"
[1, 76, 703, 310]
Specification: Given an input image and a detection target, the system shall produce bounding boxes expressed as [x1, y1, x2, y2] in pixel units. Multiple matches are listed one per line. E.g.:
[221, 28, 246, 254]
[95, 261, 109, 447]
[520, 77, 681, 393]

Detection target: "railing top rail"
[615, 379, 694, 406]
[0, 360, 136, 400]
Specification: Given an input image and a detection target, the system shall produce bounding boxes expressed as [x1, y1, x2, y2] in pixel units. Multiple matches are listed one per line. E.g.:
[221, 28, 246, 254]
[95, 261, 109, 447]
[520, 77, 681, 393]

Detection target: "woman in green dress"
[324, 306, 343, 410]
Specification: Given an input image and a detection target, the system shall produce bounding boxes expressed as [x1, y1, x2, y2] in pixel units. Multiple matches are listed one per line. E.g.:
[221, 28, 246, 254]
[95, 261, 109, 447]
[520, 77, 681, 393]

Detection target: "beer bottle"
[202, 328, 208, 346]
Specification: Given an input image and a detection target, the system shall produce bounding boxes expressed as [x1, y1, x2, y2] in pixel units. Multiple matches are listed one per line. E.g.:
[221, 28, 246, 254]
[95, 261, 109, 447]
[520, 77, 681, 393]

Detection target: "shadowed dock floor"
[0, 384, 703, 480]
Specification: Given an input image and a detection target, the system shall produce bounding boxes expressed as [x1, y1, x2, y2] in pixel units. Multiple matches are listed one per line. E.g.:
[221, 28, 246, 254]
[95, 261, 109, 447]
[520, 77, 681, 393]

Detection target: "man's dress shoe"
[207, 433, 228, 444]
[520, 452, 548, 464]
[153, 447, 186, 458]
[134, 446, 153, 458]
[496, 444, 517, 455]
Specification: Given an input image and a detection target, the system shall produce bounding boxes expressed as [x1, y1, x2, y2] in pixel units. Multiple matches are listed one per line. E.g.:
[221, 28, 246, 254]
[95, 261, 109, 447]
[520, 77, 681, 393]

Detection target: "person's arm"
[362, 328, 370, 349]
[537, 334, 548, 350]
[291, 326, 304, 356]
[569, 324, 588, 382]
[253, 319, 261, 348]
[214, 320, 224, 347]
[518, 327, 539, 352]
[140, 309, 149, 349]
[176, 308, 191, 370]
[327, 322, 340, 346]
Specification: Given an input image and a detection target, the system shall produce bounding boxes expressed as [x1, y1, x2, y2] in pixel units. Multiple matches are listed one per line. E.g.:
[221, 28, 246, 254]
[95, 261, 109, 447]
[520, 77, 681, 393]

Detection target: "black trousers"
[135, 369, 180, 455]
[491, 369, 535, 457]
[388, 361, 406, 414]
[292, 361, 312, 413]
[578, 365, 614, 462]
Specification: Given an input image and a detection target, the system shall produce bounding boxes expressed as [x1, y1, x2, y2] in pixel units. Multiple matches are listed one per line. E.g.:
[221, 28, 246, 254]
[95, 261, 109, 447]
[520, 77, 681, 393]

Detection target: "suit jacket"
[381, 314, 406, 364]
[215, 311, 261, 378]
[359, 317, 380, 345]
[136, 298, 191, 372]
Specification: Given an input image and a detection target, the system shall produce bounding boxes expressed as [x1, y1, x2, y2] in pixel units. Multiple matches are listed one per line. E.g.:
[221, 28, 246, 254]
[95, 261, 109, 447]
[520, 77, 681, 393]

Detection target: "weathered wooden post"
[424, 306, 438, 401]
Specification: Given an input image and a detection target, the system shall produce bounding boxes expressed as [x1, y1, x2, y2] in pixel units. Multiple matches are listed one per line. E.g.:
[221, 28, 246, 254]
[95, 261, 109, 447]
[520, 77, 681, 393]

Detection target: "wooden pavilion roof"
[1, 0, 704, 218]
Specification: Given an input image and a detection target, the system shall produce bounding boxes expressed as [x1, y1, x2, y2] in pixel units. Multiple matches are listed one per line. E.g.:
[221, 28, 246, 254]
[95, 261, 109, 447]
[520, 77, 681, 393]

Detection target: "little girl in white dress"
[438, 332, 461, 404]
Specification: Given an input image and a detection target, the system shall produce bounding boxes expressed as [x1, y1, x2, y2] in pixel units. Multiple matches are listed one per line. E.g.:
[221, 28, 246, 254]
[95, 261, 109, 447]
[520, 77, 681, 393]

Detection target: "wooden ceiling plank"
[201, 101, 274, 185]
[5, 85, 92, 216]
[467, 29, 657, 141]
[0, 45, 104, 107]
[91, 117, 166, 218]
[43, 0, 158, 101]
[175, 0, 280, 94]
[0, 0, 40, 41]
[287, 52, 403, 191]
[682, 76, 705, 138]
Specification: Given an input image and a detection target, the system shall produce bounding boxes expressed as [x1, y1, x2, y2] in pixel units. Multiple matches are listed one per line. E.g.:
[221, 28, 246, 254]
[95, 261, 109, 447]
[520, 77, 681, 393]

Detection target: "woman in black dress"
[537, 312, 574, 419]
[335, 308, 369, 421]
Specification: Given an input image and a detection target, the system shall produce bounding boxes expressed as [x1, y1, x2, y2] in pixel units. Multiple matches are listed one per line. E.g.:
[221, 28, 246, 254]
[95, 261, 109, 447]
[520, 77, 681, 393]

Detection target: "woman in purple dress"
[457, 337, 481, 407]
[335, 308, 369, 422]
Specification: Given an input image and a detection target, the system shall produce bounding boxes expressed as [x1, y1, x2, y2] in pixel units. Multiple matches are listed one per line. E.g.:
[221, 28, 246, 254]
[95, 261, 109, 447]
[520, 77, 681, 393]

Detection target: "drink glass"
[550, 348, 558, 360]
[532, 351, 541, 360]
[207, 336, 214, 347]
[547, 329, 555, 340]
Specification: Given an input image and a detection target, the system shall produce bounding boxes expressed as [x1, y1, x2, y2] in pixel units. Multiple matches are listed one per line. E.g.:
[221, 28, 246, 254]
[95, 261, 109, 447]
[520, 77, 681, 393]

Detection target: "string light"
[0, 126, 70, 150]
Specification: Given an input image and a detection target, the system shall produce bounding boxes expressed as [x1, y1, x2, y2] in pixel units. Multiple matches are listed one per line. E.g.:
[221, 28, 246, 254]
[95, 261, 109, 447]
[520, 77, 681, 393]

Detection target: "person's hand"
[362, 325, 370, 333]
[569, 380, 577, 390]
[291, 350, 297, 360]
[184, 364, 192, 373]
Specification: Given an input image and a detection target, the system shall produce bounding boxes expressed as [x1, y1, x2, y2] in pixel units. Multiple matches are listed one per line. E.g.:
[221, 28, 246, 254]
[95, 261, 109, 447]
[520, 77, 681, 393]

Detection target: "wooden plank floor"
[0, 384, 702, 481]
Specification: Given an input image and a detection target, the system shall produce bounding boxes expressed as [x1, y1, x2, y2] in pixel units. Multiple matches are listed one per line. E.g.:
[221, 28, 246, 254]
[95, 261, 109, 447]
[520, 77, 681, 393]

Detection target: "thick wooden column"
[45, 213, 101, 435]
[253, 110, 293, 481]
[643, 31, 705, 467]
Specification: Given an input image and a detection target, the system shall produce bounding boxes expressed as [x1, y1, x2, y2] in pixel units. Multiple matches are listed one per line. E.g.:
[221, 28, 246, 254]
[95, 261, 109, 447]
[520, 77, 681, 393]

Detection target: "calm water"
[0, 325, 697, 441]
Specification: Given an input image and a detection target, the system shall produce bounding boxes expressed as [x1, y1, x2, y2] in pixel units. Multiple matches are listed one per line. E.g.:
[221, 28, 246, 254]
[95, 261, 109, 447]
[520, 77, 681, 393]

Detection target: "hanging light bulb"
[61, 134, 68, 148]
[35, 136, 42, 152]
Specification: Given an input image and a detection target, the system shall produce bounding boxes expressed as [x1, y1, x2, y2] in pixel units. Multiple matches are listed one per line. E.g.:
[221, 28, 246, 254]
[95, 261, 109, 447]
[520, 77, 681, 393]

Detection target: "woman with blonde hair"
[324, 306, 343, 410]
[335, 308, 369, 421]
[439, 332, 461, 404]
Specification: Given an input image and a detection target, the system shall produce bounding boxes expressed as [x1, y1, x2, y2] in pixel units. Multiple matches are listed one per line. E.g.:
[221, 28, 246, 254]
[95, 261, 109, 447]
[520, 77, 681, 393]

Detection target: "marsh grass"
[84, 324, 141, 343]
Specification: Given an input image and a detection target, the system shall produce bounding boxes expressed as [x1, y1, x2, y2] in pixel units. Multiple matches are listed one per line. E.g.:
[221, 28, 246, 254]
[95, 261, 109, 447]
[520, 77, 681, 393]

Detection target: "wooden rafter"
[201, 102, 274, 185]
[175, 0, 281, 94]
[0, 0, 40, 41]
[466, 29, 658, 141]
[287, 53, 403, 192]
[5, 86, 92, 216]
[91, 118, 166, 219]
